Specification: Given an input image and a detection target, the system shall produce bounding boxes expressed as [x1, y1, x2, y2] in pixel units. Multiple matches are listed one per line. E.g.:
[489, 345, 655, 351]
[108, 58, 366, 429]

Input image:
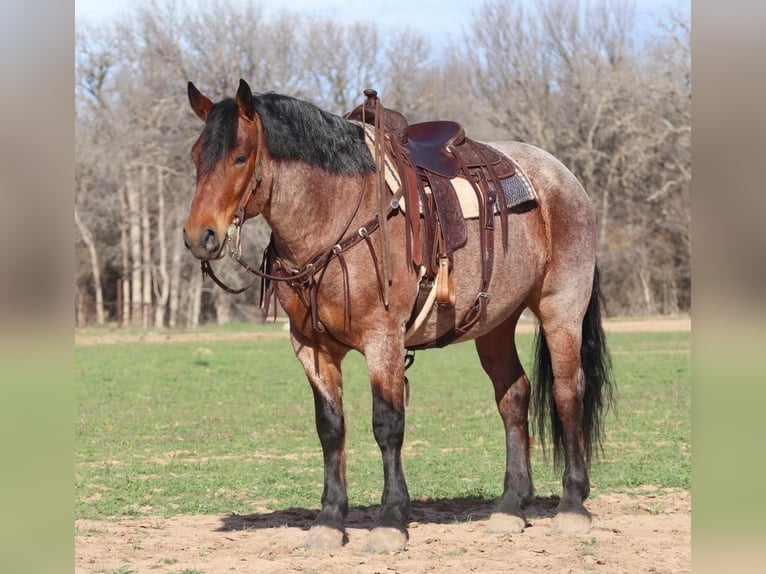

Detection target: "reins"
[200, 160, 392, 333]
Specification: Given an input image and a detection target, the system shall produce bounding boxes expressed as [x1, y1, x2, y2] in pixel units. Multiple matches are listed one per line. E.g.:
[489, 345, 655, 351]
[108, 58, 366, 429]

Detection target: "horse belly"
[404, 214, 545, 348]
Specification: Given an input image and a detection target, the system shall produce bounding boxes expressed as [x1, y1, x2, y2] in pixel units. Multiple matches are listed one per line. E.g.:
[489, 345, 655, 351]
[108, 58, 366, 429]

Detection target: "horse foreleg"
[290, 333, 349, 549]
[364, 340, 410, 552]
[475, 319, 535, 534]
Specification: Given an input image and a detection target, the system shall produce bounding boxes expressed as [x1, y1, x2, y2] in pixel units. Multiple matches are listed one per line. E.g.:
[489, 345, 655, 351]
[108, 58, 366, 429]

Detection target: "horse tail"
[532, 265, 615, 468]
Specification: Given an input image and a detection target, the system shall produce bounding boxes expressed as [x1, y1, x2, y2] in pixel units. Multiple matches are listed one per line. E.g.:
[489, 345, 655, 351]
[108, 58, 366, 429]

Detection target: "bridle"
[201, 151, 375, 283]
[199, 145, 391, 333]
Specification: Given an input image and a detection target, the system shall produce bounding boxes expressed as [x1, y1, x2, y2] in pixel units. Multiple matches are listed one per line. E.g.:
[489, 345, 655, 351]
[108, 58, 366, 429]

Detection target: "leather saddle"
[346, 89, 516, 342]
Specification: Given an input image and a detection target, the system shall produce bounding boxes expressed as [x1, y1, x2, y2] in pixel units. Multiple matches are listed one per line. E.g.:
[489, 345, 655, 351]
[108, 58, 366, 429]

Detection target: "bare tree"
[301, 20, 383, 113]
[74, 0, 690, 326]
[464, 0, 690, 314]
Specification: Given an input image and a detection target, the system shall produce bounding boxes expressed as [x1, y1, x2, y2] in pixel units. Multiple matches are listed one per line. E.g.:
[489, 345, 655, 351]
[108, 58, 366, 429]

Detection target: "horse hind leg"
[541, 323, 592, 535]
[475, 315, 535, 534]
[289, 332, 349, 549]
[533, 268, 614, 535]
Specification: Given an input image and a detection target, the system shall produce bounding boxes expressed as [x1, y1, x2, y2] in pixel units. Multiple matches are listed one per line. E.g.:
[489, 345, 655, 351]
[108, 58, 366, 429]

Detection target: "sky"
[75, 0, 689, 41]
[75, 0, 479, 38]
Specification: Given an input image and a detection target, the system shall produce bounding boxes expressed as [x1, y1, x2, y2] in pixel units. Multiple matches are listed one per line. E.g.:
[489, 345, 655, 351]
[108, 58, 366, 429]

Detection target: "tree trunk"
[154, 169, 170, 327]
[118, 184, 131, 325]
[126, 174, 143, 326]
[140, 164, 153, 328]
[599, 188, 610, 251]
[215, 293, 231, 325]
[74, 204, 105, 325]
[75, 287, 85, 328]
[187, 271, 202, 328]
[168, 212, 184, 328]
[637, 265, 654, 315]
[121, 277, 130, 327]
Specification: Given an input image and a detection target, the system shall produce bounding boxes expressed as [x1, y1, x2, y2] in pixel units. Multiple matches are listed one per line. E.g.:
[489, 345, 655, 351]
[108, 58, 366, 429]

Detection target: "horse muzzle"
[183, 226, 224, 260]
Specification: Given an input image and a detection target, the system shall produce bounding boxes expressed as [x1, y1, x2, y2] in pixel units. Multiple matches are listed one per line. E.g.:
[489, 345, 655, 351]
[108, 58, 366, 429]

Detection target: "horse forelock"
[199, 98, 239, 177]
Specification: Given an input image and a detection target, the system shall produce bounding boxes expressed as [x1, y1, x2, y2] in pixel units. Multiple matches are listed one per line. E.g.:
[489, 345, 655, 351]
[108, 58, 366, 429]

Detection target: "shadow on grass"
[216, 495, 561, 532]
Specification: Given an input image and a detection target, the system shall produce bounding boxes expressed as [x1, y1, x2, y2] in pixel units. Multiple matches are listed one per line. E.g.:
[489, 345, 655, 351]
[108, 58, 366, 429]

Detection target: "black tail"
[532, 266, 615, 468]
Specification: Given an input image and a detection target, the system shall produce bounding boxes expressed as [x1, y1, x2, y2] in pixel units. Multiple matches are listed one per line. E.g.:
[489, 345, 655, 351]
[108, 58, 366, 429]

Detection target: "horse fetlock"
[377, 500, 410, 531]
[314, 503, 347, 528]
[562, 472, 590, 503]
[503, 471, 535, 506]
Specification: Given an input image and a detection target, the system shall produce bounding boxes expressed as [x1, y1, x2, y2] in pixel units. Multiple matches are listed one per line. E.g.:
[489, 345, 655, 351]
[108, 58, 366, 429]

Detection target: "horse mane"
[199, 93, 375, 177]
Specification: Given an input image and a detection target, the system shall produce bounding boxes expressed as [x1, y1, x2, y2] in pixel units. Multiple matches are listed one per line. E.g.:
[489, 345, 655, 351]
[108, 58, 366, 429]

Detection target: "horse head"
[183, 79, 267, 260]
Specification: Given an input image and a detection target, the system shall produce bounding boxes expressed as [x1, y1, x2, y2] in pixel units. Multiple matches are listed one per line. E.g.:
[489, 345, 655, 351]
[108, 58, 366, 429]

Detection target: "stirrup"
[435, 254, 455, 307]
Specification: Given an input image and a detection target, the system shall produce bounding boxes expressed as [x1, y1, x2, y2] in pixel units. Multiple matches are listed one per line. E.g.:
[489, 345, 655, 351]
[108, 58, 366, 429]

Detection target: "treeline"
[75, 0, 690, 327]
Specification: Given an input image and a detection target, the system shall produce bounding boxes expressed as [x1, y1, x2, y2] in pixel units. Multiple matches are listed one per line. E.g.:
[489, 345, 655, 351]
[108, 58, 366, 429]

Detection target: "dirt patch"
[76, 489, 689, 573]
[602, 316, 690, 333]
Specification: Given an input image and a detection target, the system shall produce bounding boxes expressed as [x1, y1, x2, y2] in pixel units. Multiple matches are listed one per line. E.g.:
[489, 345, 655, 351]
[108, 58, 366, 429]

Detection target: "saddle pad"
[355, 121, 537, 218]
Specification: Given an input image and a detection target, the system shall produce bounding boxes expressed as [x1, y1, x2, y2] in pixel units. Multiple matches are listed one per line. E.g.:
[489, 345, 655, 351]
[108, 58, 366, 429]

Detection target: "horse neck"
[262, 160, 372, 266]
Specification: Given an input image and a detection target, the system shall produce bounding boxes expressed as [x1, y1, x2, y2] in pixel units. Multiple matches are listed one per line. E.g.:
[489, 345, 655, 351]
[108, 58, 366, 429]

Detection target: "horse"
[182, 78, 614, 552]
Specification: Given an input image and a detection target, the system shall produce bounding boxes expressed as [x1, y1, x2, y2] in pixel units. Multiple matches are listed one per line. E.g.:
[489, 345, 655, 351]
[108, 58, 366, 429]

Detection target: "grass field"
[75, 327, 690, 520]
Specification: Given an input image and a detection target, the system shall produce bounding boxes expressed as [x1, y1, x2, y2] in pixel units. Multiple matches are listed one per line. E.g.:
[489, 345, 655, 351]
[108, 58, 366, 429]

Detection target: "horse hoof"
[363, 527, 407, 553]
[485, 512, 526, 534]
[552, 510, 592, 535]
[303, 525, 346, 549]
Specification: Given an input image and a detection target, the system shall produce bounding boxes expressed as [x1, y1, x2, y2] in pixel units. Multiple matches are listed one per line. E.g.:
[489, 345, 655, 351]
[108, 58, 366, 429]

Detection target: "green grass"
[75, 329, 690, 520]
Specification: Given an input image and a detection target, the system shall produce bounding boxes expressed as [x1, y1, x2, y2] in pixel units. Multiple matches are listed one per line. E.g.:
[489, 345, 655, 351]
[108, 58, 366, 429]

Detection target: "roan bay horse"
[182, 79, 614, 552]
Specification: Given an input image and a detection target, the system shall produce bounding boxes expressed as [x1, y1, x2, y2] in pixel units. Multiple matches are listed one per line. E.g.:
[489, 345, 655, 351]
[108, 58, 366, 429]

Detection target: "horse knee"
[311, 388, 345, 447]
[371, 390, 405, 449]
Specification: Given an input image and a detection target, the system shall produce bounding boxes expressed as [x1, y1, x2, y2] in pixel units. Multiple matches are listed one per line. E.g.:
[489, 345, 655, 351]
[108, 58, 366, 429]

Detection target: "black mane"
[199, 92, 374, 177]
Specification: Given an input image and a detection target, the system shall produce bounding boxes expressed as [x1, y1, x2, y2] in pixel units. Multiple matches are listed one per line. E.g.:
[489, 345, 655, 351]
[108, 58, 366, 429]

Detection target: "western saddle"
[346, 90, 517, 348]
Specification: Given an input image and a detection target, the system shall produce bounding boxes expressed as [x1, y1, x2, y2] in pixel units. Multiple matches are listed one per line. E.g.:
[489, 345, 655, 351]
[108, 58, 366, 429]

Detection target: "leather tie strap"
[371, 93, 392, 307]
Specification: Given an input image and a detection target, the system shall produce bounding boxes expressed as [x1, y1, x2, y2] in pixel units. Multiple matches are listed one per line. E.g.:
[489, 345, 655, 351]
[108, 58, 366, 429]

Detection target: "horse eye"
[234, 154, 248, 165]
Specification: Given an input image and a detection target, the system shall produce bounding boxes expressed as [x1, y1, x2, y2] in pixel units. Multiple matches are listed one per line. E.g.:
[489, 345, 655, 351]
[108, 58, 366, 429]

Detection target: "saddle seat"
[406, 121, 464, 178]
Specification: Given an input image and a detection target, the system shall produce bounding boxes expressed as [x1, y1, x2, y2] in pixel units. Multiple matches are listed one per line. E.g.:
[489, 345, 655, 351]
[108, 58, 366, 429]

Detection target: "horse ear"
[236, 79, 255, 120]
[188, 81, 212, 121]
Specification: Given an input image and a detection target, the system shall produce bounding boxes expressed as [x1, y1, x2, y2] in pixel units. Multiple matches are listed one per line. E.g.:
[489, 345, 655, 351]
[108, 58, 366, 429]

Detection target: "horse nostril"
[182, 228, 191, 250]
[202, 228, 220, 254]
